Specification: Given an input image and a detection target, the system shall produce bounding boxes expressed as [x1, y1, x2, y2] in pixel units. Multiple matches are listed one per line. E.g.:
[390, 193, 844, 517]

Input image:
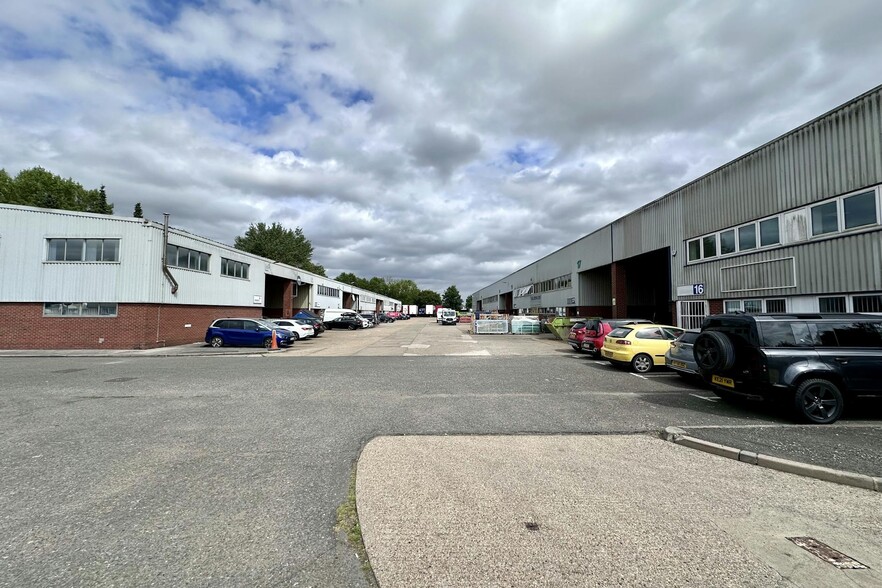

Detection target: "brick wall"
[709, 299, 724, 315]
[0, 303, 260, 350]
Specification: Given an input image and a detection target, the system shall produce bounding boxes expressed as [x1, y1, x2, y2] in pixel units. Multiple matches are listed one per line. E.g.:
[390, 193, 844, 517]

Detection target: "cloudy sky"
[2, 0, 882, 296]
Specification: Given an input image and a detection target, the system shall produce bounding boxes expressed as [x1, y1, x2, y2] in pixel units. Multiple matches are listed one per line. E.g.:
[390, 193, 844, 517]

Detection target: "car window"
[571, 322, 586, 330]
[677, 332, 700, 344]
[276, 321, 292, 326]
[608, 327, 633, 338]
[760, 321, 813, 347]
[828, 321, 882, 347]
[662, 327, 685, 340]
[635, 327, 664, 340]
[212, 320, 229, 329]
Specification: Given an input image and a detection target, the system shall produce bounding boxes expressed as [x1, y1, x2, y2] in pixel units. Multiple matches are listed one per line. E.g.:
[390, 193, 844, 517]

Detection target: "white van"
[440, 308, 458, 325]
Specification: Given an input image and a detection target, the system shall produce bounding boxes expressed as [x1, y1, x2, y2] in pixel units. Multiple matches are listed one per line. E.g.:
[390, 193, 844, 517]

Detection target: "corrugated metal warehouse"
[0, 205, 400, 349]
[472, 86, 882, 328]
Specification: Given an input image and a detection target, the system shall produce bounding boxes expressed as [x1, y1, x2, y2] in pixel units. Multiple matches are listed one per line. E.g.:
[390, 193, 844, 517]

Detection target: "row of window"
[221, 258, 249, 279]
[46, 239, 252, 281]
[724, 298, 787, 314]
[166, 244, 210, 272]
[723, 294, 882, 315]
[47, 238, 120, 262]
[688, 186, 880, 263]
[533, 273, 572, 294]
[43, 302, 118, 317]
[317, 285, 340, 297]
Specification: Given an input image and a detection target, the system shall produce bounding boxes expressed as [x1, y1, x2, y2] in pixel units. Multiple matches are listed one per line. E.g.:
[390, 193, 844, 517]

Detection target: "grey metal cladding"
[684, 90, 882, 237]
[580, 269, 611, 305]
[721, 258, 796, 293]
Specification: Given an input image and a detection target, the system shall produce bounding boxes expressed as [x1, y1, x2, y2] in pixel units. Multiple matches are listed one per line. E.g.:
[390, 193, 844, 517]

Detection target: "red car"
[568, 318, 652, 357]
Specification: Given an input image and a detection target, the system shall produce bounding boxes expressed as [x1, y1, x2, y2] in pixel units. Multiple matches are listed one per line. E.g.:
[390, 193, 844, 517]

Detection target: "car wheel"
[631, 353, 653, 373]
[794, 378, 844, 424]
[570, 344, 580, 352]
[209, 336, 224, 348]
[694, 331, 736, 371]
[290, 332, 299, 341]
[263, 337, 273, 350]
[348, 324, 356, 330]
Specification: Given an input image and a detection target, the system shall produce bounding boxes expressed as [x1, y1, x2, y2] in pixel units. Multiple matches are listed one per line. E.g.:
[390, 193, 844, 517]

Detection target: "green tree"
[465, 295, 473, 310]
[0, 167, 113, 214]
[416, 289, 442, 308]
[387, 279, 420, 304]
[234, 222, 326, 276]
[133, 202, 143, 218]
[442, 285, 463, 310]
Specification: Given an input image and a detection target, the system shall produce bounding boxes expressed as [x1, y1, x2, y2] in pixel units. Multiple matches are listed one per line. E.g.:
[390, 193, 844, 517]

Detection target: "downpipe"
[162, 213, 179, 295]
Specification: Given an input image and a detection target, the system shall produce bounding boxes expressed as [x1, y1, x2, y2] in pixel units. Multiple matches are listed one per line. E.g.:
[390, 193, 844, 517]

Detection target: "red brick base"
[0, 303, 261, 349]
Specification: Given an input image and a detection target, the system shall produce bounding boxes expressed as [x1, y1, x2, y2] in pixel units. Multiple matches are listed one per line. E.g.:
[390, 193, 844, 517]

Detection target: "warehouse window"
[765, 299, 787, 313]
[738, 224, 757, 251]
[818, 296, 846, 313]
[719, 229, 736, 255]
[811, 201, 838, 236]
[853, 294, 882, 313]
[702, 235, 717, 258]
[43, 302, 118, 317]
[725, 298, 786, 313]
[221, 258, 249, 279]
[759, 218, 780, 246]
[843, 191, 877, 230]
[47, 238, 120, 262]
[166, 244, 209, 272]
[317, 285, 340, 297]
[687, 239, 701, 261]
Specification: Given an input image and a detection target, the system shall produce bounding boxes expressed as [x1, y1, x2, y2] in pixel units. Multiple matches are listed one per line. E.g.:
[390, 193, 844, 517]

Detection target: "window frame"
[841, 189, 878, 231]
[818, 296, 847, 313]
[46, 238, 121, 263]
[221, 258, 250, 280]
[166, 243, 210, 273]
[43, 302, 118, 317]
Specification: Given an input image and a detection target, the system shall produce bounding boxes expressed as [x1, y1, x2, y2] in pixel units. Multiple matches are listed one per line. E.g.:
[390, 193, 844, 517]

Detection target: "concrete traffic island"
[356, 435, 882, 587]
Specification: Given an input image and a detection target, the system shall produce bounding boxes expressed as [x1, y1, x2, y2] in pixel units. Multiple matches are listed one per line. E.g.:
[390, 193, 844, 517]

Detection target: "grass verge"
[336, 465, 376, 583]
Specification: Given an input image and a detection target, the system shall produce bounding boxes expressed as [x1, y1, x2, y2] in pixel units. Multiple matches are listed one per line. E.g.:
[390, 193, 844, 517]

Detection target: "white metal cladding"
[1, 204, 399, 308]
[0, 205, 164, 303]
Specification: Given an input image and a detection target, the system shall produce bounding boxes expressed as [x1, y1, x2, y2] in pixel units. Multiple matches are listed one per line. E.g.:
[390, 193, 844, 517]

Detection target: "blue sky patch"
[505, 143, 554, 168]
[0, 26, 68, 60]
[131, 0, 201, 28]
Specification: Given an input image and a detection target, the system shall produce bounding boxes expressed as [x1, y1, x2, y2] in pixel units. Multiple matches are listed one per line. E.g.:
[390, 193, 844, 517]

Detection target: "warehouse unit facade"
[0, 205, 400, 349]
[473, 86, 882, 328]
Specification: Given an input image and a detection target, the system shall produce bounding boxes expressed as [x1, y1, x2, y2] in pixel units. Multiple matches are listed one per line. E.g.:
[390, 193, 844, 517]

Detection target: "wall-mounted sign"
[676, 284, 705, 297]
[253, 295, 263, 305]
[566, 297, 576, 305]
[531, 295, 541, 303]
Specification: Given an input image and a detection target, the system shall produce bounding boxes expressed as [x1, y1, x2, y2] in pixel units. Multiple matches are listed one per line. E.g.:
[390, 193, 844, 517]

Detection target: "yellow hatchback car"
[601, 324, 685, 373]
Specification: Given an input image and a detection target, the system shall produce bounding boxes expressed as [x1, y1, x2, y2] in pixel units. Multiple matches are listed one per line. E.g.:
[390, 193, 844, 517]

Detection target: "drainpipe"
[162, 213, 179, 295]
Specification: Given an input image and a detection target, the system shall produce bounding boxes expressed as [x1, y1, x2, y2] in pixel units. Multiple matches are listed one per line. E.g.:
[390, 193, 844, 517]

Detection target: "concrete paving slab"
[357, 435, 882, 587]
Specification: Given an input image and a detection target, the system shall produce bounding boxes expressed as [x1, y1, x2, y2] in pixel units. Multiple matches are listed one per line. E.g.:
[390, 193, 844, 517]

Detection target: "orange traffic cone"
[270, 329, 279, 350]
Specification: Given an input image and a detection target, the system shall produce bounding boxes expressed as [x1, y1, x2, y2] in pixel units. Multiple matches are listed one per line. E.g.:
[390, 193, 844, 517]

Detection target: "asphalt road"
[2, 320, 880, 586]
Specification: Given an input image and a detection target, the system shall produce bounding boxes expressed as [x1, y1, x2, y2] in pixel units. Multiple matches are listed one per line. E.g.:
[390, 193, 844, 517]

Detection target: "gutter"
[162, 213, 179, 295]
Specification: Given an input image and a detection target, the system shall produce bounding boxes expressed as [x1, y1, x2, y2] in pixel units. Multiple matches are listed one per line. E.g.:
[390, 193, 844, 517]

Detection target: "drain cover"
[787, 537, 869, 569]
[524, 522, 540, 531]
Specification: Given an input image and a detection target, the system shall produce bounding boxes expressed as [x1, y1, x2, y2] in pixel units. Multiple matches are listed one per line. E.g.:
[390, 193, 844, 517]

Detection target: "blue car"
[205, 318, 292, 349]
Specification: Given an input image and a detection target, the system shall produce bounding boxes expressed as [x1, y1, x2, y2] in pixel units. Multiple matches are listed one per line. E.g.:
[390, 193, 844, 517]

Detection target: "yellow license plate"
[671, 360, 686, 369]
[712, 375, 735, 388]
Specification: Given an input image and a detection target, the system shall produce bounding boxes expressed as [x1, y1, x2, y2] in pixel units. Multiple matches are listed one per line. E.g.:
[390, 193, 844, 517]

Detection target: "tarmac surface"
[358, 435, 882, 588]
[3, 320, 882, 587]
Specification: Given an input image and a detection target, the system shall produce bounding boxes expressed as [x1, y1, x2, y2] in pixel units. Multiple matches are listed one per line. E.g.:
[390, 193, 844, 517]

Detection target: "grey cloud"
[407, 124, 482, 177]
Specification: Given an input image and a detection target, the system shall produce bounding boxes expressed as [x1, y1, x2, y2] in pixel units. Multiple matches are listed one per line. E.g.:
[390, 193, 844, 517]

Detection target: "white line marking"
[690, 393, 720, 403]
[630, 373, 647, 380]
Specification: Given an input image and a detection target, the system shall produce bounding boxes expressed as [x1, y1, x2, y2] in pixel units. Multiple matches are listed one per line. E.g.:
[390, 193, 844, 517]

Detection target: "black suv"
[694, 313, 882, 424]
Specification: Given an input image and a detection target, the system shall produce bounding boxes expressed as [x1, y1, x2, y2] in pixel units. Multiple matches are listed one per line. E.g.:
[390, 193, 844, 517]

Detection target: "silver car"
[665, 331, 700, 379]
